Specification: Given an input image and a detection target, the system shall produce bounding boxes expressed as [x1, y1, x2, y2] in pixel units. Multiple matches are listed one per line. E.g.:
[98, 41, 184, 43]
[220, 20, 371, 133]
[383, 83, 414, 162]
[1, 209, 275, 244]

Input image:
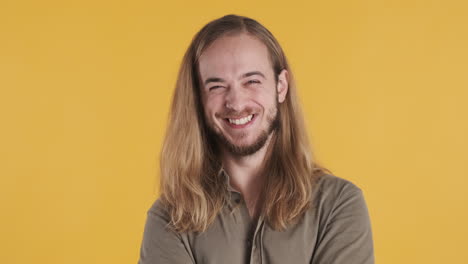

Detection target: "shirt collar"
[218, 167, 241, 194]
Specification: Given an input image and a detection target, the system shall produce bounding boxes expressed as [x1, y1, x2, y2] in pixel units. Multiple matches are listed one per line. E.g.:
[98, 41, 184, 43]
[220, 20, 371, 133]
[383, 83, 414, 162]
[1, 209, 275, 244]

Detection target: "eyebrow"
[204, 71, 266, 86]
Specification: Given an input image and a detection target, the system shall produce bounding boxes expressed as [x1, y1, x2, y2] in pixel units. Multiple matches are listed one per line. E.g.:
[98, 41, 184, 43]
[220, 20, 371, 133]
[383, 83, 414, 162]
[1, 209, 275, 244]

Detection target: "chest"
[184, 203, 320, 264]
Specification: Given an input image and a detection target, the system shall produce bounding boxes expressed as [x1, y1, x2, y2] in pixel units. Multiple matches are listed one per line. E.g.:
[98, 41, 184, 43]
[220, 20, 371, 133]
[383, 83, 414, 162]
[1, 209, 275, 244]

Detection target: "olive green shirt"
[138, 171, 374, 264]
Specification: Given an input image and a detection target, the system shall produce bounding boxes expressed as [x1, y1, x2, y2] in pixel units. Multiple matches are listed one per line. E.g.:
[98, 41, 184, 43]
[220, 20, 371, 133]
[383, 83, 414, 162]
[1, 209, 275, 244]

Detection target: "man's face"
[198, 33, 288, 156]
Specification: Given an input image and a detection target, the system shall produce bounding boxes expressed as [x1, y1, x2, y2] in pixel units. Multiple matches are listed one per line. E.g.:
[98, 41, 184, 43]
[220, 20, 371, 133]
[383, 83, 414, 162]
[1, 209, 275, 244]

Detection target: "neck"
[221, 133, 275, 204]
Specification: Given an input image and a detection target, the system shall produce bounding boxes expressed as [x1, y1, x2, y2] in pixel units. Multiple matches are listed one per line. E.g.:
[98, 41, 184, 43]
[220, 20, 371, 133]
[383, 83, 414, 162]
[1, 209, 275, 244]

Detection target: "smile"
[228, 114, 253, 125]
[224, 114, 255, 128]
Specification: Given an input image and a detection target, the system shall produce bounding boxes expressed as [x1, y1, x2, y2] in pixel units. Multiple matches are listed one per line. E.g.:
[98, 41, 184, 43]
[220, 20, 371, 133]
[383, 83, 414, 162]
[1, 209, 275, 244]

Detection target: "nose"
[224, 84, 247, 112]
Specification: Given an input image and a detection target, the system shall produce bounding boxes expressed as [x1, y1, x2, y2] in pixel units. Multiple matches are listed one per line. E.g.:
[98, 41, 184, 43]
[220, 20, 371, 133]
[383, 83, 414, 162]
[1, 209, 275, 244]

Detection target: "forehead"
[198, 33, 273, 80]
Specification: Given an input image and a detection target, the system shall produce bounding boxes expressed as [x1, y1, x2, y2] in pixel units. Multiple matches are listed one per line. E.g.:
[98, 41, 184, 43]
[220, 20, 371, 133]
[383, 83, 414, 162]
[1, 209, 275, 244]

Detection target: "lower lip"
[224, 115, 256, 129]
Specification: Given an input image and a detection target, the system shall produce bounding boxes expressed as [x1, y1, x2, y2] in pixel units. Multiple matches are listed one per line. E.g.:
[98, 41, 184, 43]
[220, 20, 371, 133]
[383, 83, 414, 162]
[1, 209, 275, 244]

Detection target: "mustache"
[215, 108, 257, 119]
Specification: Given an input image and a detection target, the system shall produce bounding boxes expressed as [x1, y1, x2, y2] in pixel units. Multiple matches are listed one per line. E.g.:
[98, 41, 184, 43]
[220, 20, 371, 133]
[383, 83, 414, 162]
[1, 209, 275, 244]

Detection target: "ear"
[276, 69, 289, 103]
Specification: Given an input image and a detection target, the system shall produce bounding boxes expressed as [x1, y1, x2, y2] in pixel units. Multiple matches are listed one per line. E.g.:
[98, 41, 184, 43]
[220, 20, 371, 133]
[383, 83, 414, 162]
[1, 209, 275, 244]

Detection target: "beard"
[206, 104, 280, 156]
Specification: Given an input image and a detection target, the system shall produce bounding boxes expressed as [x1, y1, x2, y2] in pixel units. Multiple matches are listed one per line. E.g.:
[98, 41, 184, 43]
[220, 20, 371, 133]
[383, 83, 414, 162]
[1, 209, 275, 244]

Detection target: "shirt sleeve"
[138, 202, 195, 264]
[311, 187, 375, 264]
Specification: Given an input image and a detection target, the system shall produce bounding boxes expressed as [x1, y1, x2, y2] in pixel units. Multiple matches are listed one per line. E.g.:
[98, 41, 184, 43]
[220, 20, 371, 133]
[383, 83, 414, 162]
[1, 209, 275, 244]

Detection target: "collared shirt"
[138, 170, 374, 264]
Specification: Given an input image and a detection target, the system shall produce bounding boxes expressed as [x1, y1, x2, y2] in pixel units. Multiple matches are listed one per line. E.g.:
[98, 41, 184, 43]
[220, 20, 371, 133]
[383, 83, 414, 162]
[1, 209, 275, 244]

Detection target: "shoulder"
[315, 173, 363, 198]
[311, 173, 367, 211]
[146, 198, 171, 223]
[139, 198, 197, 263]
[141, 198, 184, 244]
[309, 174, 375, 263]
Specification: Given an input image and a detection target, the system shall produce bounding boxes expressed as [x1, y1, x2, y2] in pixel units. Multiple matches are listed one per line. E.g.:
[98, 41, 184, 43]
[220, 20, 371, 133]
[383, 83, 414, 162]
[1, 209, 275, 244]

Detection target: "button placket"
[250, 215, 265, 263]
[228, 191, 242, 211]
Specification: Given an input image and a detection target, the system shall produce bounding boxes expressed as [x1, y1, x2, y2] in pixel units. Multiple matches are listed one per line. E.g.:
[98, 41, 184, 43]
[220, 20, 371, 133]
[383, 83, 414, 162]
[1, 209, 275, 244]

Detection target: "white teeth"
[228, 114, 253, 125]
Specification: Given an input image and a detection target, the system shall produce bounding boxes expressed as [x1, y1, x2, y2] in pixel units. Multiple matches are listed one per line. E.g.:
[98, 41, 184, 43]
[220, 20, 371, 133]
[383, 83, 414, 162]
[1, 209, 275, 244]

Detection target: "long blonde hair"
[159, 14, 330, 233]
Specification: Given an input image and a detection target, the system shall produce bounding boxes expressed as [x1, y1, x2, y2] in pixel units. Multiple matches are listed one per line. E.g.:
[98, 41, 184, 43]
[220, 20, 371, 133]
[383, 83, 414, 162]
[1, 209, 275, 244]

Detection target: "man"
[138, 14, 374, 264]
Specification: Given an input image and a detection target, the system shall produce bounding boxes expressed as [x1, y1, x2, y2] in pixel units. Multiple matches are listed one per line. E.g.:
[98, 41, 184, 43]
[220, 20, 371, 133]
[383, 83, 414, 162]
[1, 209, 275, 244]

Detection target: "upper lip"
[224, 114, 254, 119]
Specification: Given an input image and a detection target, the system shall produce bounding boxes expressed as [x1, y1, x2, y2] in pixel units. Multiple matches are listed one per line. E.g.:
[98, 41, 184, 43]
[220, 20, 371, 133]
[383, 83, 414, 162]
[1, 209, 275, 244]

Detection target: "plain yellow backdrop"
[1, 0, 467, 263]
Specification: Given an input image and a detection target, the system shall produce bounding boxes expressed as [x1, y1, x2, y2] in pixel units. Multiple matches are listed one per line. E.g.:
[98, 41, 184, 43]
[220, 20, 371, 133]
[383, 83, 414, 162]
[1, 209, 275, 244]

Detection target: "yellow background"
[1, 0, 467, 263]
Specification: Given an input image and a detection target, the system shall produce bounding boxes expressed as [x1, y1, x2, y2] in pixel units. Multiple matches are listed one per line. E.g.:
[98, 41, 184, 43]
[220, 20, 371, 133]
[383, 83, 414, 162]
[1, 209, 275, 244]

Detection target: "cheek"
[252, 82, 277, 102]
[256, 93, 277, 109]
[203, 101, 222, 120]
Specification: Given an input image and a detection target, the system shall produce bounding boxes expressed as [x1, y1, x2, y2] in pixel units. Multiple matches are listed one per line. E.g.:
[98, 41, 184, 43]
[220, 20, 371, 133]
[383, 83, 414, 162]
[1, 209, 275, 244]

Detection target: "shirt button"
[235, 198, 241, 204]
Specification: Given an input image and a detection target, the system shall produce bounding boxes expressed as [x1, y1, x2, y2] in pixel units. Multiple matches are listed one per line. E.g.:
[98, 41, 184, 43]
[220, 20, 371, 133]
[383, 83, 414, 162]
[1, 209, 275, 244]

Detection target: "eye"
[209, 85, 223, 91]
[246, 80, 261, 85]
